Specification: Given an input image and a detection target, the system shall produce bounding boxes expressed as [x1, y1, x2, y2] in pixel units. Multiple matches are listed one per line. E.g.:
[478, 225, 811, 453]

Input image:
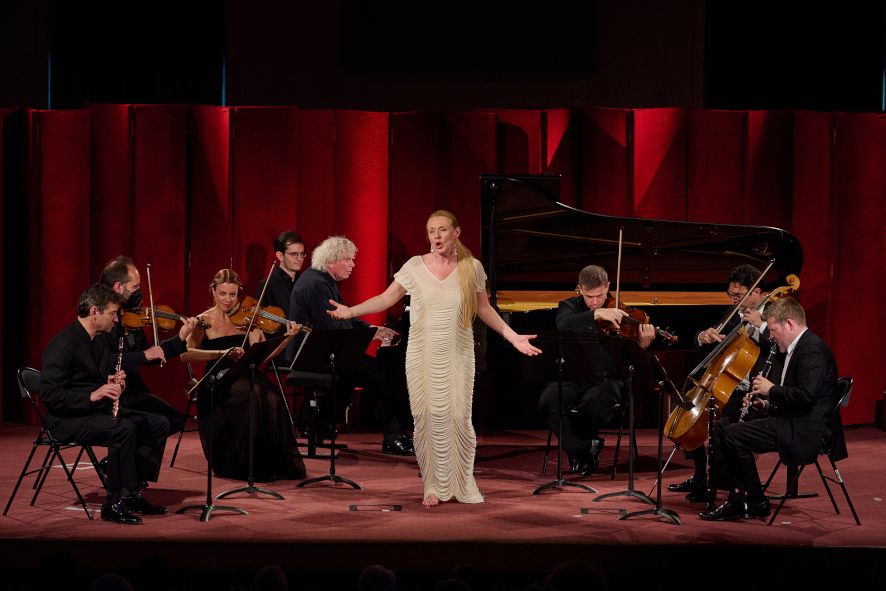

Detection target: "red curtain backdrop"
[4, 105, 884, 425]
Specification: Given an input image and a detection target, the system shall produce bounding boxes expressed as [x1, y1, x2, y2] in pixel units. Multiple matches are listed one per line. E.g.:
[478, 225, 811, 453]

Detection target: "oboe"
[739, 337, 777, 422]
[111, 336, 124, 420]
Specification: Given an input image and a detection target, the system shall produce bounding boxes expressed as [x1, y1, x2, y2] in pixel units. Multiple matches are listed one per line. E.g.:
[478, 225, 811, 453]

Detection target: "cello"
[663, 273, 799, 451]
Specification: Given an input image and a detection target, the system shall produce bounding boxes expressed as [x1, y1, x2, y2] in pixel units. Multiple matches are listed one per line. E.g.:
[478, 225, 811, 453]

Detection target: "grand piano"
[479, 174, 803, 428]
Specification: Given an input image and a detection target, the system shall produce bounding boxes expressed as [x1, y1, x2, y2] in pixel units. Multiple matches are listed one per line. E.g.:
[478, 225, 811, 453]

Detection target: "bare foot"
[422, 494, 440, 507]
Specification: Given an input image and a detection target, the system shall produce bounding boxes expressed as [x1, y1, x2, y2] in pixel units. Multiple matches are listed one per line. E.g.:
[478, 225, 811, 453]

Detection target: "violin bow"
[614, 226, 624, 307]
[240, 262, 277, 350]
[145, 263, 163, 367]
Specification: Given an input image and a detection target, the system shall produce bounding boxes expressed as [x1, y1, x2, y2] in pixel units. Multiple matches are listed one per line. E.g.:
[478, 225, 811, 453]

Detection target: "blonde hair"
[209, 268, 243, 292]
[763, 296, 806, 326]
[428, 210, 478, 329]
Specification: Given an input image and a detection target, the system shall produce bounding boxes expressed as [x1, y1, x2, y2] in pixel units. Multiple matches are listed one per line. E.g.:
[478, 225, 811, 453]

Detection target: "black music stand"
[177, 351, 249, 522]
[593, 334, 656, 508]
[527, 331, 601, 496]
[287, 327, 376, 490]
[217, 336, 289, 501]
[617, 353, 681, 525]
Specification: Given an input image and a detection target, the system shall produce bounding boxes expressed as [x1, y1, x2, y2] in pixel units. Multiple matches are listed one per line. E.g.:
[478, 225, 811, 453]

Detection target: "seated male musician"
[41, 284, 169, 524]
[537, 265, 655, 475]
[668, 264, 774, 501]
[700, 296, 838, 520]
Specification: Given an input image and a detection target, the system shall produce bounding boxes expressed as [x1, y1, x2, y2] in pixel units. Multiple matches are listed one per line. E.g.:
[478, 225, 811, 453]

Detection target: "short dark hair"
[99, 255, 135, 287]
[726, 264, 761, 290]
[77, 284, 123, 317]
[274, 231, 304, 254]
[578, 265, 608, 289]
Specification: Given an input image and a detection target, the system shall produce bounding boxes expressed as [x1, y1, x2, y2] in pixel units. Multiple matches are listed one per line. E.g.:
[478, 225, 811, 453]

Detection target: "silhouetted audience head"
[356, 564, 396, 591]
[448, 565, 485, 591]
[545, 561, 607, 591]
[433, 579, 471, 591]
[250, 565, 287, 591]
[88, 573, 134, 591]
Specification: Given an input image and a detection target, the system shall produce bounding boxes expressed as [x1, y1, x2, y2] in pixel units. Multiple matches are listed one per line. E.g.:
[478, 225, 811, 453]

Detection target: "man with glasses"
[257, 231, 307, 338]
[668, 264, 776, 501]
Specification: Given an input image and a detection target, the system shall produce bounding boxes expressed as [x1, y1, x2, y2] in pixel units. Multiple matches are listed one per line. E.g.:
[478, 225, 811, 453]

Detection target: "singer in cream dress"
[394, 255, 487, 503]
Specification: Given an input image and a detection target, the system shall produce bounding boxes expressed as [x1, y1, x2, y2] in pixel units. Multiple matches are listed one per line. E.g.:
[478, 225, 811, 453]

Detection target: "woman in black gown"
[181, 268, 305, 481]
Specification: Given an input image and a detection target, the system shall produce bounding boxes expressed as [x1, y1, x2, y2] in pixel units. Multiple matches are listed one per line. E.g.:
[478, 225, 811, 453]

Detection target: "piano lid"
[480, 175, 803, 312]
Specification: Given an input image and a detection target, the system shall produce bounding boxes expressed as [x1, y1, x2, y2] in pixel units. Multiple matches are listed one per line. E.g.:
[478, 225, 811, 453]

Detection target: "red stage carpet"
[1, 425, 884, 590]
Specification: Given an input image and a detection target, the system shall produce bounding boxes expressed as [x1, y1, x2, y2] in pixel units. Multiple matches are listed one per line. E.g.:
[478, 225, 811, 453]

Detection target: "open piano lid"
[480, 175, 803, 312]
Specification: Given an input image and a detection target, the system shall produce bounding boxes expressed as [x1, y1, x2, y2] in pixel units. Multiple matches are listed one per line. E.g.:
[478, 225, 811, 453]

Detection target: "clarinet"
[739, 337, 777, 422]
[111, 336, 124, 420]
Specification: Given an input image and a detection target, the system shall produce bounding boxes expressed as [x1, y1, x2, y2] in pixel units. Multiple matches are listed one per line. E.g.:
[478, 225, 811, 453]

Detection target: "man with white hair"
[286, 236, 414, 456]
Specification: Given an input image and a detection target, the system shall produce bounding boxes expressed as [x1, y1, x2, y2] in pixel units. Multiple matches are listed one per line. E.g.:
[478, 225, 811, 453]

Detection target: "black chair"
[541, 387, 636, 480]
[763, 376, 861, 526]
[169, 362, 200, 468]
[3, 367, 107, 519]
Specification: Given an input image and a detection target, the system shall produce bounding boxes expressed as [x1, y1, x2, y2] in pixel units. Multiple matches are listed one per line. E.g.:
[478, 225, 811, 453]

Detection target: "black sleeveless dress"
[197, 334, 305, 481]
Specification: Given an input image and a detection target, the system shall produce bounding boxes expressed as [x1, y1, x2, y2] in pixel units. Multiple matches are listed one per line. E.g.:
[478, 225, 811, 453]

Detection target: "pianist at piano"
[537, 264, 655, 476]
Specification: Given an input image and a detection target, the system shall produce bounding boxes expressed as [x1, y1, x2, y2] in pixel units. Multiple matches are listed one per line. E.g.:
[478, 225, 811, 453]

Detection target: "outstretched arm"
[327, 281, 407, 320]
[475, 291, 541, 356]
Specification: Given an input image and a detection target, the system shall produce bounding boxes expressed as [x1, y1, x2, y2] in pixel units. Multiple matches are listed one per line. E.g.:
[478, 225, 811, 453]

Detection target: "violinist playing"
[537, 265, 655, 476]
[667, 264, 778, 502]
[99, 256, 200, 441]
[181, 268, 306, 482]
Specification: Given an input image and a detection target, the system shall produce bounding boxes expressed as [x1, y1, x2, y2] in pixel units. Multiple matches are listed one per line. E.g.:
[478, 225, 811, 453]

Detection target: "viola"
[596, 295, 679, 344]
[227, 295, 293, 334]
[121, 305, 210, 332]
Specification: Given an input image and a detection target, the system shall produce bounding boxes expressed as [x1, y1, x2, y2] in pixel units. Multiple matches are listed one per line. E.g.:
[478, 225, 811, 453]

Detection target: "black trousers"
[538, 380, 621, 455]
[122, 389, 186, 435]
[710, 415, 778, 501]
[684, 386, 750, 476]
[45, 410, 169, 500]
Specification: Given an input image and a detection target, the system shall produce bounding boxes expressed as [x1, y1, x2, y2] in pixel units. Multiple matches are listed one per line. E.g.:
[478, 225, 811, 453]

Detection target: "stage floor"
[1, 424, 885, 589]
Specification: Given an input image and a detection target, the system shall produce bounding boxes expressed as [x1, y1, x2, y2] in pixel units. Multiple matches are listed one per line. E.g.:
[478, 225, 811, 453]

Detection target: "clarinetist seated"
[40, 284, 170, 525]
[699, 297, 839, 521]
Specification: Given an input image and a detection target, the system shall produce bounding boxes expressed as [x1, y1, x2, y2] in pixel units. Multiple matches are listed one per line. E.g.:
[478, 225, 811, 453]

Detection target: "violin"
[596, 294, 679, 344]
[227, 295, 294, 334]
[121, 305, 210, 331]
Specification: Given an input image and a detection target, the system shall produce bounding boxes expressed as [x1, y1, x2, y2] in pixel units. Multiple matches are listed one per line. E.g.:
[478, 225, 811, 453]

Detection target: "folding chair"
[764, 376, 861, 525]
[3, 367, 106, 519]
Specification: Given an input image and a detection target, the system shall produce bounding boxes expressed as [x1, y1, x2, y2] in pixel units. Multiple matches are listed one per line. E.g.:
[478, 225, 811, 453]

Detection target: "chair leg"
[814, 458, 840, 514]
[32, 445, 54, 490]
[762, 460, 782, 494]
[52, 446, 94, 519]
[827, 456, 861, 525]
[611, 402, 629, 480]
[542, 430, 553, 476]
[3, 441, 41, 516]
[768, 464, 805, 525]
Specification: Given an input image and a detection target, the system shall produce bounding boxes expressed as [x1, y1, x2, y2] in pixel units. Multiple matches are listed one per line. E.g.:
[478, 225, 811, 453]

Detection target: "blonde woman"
[328, 211, 540, 507]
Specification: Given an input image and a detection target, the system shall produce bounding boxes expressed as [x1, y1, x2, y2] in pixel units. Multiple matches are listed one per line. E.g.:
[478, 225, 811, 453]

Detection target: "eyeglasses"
[285, 251, 307, 259]
[726, 290, 748, 300]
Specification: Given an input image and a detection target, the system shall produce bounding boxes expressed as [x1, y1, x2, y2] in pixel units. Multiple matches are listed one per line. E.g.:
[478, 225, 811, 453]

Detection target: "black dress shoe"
[699, 498, 747, 521]
[668, 475, 704, 493]
[101, 500, 142, 525]
[382, 438, 414, 456]
[125, 494, 168, 515]
[576, 438, 605, 476]
[397, 435, 415, 454]
[567, 454, 581, 474]
[745, 498, 771, 519]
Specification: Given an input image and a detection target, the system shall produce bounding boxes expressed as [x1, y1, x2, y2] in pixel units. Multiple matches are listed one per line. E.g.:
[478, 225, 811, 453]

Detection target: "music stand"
[617, 353, 681, 525]
[217, 336, 289, 501]
[526, 331, 602, 496]
[593, 334, 656, 508]
[287, 327, 377, 490]
[177, 350, 249, 522]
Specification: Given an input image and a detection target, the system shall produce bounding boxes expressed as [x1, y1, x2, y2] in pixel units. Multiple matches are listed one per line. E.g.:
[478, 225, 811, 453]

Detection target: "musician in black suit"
[669, 264, 774, 501]
[700, 296, 838, 520]
[537, 265, 655, 476]
[41, 284, 170, 524]
[99, 256, 199, 436]
[256, 231, 306, 343]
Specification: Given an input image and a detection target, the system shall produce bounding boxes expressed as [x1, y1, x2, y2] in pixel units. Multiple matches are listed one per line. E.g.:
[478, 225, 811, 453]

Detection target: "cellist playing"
[667, 264, 777, 502]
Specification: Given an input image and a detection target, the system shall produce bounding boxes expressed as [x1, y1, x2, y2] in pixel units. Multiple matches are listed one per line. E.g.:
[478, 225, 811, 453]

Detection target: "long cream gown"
[394, 255, 486, 503]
